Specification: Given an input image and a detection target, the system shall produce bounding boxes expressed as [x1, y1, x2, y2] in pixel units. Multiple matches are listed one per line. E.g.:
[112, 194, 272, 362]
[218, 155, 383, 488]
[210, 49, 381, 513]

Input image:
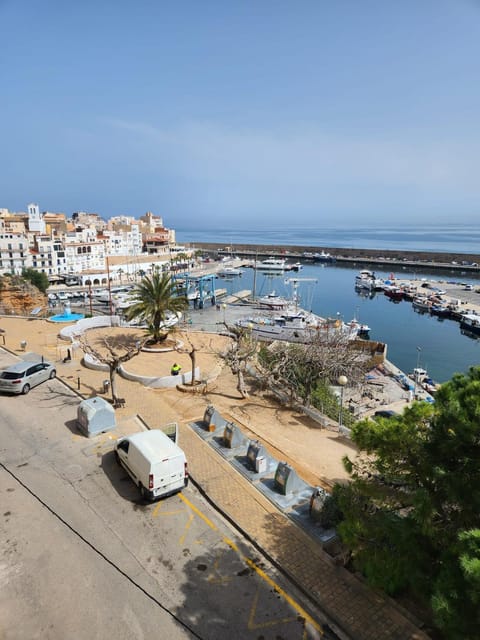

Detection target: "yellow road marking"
[248, 585, 298, 629]
[207, 548, 233, 584]
[179, 493, 218, 531]
[245, 558, 322, 634]
[179, 493, 322, 635]
[179, 513, 195, 546]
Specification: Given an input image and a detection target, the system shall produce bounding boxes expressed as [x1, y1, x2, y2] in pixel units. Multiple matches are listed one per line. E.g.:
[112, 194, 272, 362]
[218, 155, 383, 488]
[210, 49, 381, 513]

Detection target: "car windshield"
[1, 371, 25, 379]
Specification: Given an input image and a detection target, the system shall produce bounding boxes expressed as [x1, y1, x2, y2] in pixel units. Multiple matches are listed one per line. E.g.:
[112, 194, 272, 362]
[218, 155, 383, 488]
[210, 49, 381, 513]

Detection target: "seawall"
[188, 242, 480, 275]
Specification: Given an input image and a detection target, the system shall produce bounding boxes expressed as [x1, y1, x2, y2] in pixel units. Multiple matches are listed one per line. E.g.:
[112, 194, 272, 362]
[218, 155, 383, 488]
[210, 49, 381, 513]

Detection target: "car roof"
[2, 360, 51, 374]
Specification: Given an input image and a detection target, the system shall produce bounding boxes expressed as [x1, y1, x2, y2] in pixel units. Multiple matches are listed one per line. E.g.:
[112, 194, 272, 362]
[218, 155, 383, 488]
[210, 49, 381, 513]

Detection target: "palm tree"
[125, 271, 188, 343]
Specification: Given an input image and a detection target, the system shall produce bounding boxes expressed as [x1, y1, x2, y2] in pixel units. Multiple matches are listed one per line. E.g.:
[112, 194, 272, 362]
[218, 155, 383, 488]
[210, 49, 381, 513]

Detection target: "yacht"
[236, 308, 360, 343]
[256, 257, 289, 271]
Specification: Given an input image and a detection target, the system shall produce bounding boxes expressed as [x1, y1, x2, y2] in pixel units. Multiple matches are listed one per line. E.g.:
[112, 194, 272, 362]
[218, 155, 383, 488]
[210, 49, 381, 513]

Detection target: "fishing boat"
[384, 285, 404, 301]
[355, 269, 384, 291]
[348, 315, 371, 338]
[412, 296, 432, 313]
[459, 312, 480, 336]
[409, 367, 439, 395]
[303, 251, 336, 263]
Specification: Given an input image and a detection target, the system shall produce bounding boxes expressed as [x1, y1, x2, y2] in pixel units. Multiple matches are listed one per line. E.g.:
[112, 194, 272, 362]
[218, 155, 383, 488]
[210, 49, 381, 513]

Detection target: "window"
[118, 440, 129, 453]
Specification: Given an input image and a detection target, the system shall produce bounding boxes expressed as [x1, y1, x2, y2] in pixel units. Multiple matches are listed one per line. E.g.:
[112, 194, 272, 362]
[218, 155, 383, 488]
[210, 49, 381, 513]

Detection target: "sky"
[1, 0, 480, 230]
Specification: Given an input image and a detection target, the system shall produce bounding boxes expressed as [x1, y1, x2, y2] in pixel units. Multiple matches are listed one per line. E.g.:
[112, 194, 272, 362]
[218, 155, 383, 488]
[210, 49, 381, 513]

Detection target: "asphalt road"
[0, 351, 327, 640]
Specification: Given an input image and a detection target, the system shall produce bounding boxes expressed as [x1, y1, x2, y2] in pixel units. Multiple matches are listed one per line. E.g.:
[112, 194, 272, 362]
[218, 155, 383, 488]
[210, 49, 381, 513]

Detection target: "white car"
[0, 361, 56, 395]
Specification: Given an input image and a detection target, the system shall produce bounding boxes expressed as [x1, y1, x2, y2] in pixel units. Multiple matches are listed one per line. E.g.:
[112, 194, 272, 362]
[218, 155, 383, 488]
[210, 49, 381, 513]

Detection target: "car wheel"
[22, 384, 30, 395]
[49, 369, 56, 379]
[114, 451, 120, 464]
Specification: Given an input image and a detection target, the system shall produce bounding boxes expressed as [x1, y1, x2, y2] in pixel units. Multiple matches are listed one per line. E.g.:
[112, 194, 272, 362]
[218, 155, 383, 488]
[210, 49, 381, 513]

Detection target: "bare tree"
[79, 333, 147, 405]
[258, 332, 370, 407]
[219, 324, 258, 398]
[176, 332, 214, 386]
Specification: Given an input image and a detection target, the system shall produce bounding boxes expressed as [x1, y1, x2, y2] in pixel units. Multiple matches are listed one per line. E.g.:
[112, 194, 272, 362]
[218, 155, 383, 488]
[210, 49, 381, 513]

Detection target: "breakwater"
[188, 242, 480, 275]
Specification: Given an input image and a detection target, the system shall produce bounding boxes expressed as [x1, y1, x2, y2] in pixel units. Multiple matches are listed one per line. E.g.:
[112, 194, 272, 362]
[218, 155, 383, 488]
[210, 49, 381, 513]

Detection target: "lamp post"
[338, 375, 348, 427]
[222, 303, 227, 324]
[414, 346, 422, 399]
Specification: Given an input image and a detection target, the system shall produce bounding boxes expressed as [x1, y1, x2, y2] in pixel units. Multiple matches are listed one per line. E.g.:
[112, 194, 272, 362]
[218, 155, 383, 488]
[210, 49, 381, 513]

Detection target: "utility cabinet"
[77, 397, 116, 438]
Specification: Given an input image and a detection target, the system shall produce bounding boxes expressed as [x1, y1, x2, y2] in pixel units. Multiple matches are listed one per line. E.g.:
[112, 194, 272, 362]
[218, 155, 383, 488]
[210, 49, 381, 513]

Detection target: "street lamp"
[338, 375, 348, 427]
[414, 346, 422, 399]
[222, 303, 227, 324]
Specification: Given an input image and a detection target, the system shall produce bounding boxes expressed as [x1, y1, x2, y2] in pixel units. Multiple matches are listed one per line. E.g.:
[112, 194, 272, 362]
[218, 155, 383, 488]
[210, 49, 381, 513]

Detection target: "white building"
[30, 235, 67, 278]
[101, 224, 143, 257]
[0, 231, 30, 274]
[27, 203, 46, 234]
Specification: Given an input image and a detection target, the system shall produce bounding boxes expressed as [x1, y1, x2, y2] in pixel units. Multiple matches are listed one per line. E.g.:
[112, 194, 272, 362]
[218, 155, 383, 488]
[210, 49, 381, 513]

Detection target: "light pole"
[222, 303, 227, 324]
[338, 375, 348, 427]
[414, 346, 422, 399]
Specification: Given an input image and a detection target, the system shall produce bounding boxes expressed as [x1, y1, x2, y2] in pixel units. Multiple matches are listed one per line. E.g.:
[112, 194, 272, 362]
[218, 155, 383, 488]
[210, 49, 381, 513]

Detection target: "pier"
[190, 242, 480, 275]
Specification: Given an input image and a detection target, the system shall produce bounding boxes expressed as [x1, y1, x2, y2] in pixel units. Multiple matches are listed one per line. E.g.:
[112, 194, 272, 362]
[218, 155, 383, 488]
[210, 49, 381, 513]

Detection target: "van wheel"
[114, 451, 120, 464]
[22, 384, 30, 395]
[139, 484, 148, 499]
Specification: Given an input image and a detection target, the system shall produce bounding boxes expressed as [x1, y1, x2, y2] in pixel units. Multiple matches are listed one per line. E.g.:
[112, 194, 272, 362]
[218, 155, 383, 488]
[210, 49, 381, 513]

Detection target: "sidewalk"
[0, 315, 429, 640]
[180, 422, 429, 640]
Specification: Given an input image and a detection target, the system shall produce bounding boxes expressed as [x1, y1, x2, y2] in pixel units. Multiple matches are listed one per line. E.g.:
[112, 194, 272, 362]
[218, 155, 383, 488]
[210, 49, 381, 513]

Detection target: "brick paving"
[0, 315, 430, 640]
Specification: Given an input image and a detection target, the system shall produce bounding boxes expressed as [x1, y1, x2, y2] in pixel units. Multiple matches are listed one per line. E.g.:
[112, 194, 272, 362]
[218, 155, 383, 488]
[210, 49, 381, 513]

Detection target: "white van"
[114, 426, 188, 500]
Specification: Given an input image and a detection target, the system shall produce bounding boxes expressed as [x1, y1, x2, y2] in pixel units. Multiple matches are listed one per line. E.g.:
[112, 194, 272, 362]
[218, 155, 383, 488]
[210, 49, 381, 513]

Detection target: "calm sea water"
[177, 224, 480, 255]
[214, 263, 480, 384]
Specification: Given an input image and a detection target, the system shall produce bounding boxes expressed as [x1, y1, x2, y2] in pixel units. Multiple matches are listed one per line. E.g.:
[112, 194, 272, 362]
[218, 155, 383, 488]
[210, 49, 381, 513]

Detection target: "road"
[0, 350, 329, 640]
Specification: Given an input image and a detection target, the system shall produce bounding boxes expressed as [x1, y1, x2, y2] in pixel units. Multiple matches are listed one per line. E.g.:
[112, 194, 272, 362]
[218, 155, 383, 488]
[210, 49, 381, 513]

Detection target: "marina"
[183, 258, 480, 384]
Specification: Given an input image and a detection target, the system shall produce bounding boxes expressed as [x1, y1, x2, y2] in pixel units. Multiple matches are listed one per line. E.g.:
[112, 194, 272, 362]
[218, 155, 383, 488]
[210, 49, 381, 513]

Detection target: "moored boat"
[236, 308, 360, 343]
[384, 285, 404, 301]
[257, 292, 291, 310]
[460, 312, 480, 335]
[412, 296, 432, 313]
[256, 257, 289, 270]
[302, 250, 336, 263]
[217, 266, 243, 277]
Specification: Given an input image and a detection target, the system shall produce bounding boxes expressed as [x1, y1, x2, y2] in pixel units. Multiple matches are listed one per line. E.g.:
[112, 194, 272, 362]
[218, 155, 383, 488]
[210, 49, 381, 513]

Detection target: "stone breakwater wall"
[189, 242, 480, 273]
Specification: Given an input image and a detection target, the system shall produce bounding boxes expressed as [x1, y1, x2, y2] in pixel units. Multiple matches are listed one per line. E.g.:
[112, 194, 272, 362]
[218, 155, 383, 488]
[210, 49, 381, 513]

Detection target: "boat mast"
[252, 250, 258, 300]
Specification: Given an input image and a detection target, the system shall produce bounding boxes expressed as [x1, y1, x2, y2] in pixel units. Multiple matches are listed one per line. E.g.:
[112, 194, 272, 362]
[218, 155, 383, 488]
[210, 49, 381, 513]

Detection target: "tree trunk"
[237, 370, 249, 398]
[110, 368, 118, 403]
[189, 346, 197, 386]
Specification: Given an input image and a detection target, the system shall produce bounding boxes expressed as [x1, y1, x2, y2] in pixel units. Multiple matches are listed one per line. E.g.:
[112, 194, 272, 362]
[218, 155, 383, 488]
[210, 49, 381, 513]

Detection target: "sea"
[176, 225, 480, 384]
[176, 223, 480, 255]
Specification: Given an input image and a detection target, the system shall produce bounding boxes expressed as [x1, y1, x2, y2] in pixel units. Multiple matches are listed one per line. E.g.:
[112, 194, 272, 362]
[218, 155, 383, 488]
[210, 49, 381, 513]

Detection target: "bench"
[114, 397, 126, 408]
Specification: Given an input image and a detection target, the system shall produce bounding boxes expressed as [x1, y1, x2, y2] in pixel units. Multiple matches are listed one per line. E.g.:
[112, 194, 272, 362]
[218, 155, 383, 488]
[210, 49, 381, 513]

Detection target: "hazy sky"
[2, 0, 480, 229]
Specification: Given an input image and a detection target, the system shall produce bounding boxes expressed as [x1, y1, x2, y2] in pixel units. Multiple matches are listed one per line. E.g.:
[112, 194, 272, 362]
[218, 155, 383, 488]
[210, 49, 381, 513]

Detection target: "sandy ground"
[0, 316, 358, 489]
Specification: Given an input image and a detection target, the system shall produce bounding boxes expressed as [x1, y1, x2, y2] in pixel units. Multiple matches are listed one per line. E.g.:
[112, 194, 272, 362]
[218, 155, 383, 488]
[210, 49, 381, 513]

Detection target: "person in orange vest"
[171, 363, 182, 376]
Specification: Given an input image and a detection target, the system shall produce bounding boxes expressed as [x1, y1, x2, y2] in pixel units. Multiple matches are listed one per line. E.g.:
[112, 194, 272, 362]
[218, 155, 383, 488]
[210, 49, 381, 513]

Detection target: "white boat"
[258, 292, 291, 310]
[217, 266, 243, 277]
[412, 296, 432, 313]
[355, 270, 384, 291]
[460, 312, 480, 335]
[303, 251, 335, 263]
[126, 310, 181, 329]
[236, 308, 360, 343]
[409, 367, 438, 395]
[256, 257, 289, 271]
[348, 316, 371, 338]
